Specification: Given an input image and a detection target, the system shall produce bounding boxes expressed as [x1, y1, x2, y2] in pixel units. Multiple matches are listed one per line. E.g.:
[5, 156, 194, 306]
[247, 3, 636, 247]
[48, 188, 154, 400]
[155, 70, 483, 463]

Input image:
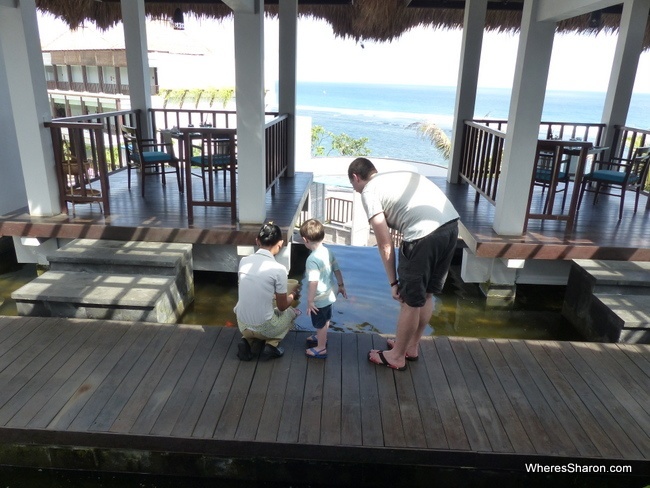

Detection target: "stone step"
[13, 239, 195, 324]
[12, 271, 185, 323]
[570, 259, 650, 288]
[49, 239, 192, 277]
[562, 259, 650, 343]
[588, 294, 650, 343]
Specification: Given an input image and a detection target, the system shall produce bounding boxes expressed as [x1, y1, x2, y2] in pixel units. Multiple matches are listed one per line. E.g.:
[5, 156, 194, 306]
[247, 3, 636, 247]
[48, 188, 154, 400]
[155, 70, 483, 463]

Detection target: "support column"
[121, 0, 153, 137]
[0, 0, 58, 216]
[234, 0, 267, 224]
[600, 0, 649, 151]
[493, 0, 555, 235]
[278, 0, 297, 177]
[448, 0, 488, 184]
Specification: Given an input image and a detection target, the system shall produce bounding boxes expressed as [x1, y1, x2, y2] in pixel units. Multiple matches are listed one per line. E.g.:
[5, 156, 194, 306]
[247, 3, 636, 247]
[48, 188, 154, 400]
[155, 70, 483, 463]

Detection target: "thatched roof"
[35, 0, 650, 50]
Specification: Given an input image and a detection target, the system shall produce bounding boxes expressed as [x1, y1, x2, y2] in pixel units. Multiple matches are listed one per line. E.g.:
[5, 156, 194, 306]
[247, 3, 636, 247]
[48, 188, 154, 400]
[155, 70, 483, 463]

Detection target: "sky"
[38, 13, 650, 94]
[286, 18, 650, 93]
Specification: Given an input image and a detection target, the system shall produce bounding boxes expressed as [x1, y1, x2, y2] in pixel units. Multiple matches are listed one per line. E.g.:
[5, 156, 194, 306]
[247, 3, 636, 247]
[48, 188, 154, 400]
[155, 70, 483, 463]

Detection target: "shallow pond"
[0, 244, 581, 341]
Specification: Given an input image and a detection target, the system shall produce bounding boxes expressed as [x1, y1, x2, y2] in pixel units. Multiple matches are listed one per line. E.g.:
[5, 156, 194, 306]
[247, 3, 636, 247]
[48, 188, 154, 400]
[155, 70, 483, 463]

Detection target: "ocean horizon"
[294, 81, 650, 166]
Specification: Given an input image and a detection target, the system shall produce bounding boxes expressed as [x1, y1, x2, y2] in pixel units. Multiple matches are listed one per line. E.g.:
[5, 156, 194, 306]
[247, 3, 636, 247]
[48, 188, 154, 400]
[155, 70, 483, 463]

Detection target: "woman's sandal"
[306, 347, 328, 359]
[386, 338, 419, 361]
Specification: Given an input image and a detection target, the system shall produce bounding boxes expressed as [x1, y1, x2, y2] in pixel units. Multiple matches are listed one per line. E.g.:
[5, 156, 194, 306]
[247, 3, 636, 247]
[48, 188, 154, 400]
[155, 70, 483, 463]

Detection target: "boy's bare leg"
[317, 322, 329, 352]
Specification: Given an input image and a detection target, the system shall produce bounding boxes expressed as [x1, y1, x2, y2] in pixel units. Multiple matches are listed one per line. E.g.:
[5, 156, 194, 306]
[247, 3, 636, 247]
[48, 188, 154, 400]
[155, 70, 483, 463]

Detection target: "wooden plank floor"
[1, 168, 648, 262]
[0, 171, 312, 245]
[0, 316, 648, 483]
[437, 176, 650, 261]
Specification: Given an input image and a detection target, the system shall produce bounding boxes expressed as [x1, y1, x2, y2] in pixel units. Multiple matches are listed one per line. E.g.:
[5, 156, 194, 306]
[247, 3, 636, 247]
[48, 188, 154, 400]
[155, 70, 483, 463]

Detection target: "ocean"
[295, 82, 650, 166]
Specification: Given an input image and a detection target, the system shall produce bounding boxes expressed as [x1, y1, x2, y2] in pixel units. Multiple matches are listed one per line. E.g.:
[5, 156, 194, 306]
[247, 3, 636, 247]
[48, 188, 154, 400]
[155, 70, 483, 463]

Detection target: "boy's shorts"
[310, 304, 332, 329]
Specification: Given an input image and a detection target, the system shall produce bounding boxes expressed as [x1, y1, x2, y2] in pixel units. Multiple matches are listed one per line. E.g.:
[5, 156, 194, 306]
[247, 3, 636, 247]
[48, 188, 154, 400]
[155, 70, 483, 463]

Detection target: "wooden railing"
[150, 108, 289, 193]
[460, 120, 609, 206]
[265, 114, 289, 193]
[46, 120, 111, 215]
[460, 121, 506, 205]
[297, 195, 403, 247]
[610, 125, 650, 160]
[51, 109, 139, 174]
[150, 108, 239, 132]
[473, 119, 606, 145]
[326, 197, 353, 224]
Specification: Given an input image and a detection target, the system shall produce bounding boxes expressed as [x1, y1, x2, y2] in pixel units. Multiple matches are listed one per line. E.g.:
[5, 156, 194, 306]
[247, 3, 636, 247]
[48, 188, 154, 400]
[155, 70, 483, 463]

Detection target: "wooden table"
[526, 140, 607, 232]
[174, 127, 238, 223]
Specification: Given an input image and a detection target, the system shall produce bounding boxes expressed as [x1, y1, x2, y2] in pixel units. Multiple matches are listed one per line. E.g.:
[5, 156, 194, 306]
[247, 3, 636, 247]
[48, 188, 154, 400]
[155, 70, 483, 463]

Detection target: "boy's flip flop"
[386, 338, 419, 361]
[306, 347, 328, 359]
[368, 350, 407, 371]
[306, 335, 327, 347]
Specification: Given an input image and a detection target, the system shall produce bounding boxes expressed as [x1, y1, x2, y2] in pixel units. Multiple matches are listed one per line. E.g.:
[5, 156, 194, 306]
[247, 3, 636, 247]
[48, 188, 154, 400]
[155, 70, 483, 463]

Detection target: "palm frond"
[408, 121, 451, 160]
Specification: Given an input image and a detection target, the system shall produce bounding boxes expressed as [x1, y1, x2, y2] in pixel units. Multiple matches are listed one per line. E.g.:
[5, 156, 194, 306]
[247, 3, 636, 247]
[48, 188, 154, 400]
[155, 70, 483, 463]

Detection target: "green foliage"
[331, 133, 370, 156]
[214, 88, 235, 108]
[311, 125, 328, 156]
[159, 87, 235, 109]
[311, 125, 370, 157]
[187, 88, 204, 109]
[160, 88, 188, 108]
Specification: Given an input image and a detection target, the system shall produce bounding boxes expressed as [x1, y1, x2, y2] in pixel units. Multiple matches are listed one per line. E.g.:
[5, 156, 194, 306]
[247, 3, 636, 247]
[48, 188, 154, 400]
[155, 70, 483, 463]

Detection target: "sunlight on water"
[0, 245, 581, 341]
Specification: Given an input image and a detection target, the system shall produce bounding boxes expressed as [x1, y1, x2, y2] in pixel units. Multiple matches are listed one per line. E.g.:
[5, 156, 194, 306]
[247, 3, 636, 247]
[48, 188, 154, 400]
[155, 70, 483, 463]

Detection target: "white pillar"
[448, 0, 488, 184]
[234, 0, 267, 224]
[121, 0, 153, 137]
[350, 191, 370, 246]
[278, 0, 297, 177]
[493, 0, 555, 235]
[601, 0, 649, 150]
[0, 0, 59, 216]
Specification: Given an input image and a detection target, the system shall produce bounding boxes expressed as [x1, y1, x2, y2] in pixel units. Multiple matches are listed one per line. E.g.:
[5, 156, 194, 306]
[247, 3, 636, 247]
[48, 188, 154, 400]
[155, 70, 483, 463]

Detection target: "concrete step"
[49, 239, 192, 274]
[12, 239, 195, 324]
[569, 259, 650, 288]
[562, 259, 650, 343]
[12, 271, 185, 323]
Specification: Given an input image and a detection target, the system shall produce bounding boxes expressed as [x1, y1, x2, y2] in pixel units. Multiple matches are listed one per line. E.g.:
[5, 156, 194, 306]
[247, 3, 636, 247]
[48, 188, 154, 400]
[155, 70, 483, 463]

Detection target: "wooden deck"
[436, 176, 650, 261]
[0, 316, 648, 484]
[1, 168, 648, 264]
[0, 170, 312, 245]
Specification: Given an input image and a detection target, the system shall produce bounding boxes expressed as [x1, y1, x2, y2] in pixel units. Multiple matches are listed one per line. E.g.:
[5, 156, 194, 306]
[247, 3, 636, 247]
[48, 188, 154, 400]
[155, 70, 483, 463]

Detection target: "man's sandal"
[386, 338, 419, 361]
[368, 350, 407, 371]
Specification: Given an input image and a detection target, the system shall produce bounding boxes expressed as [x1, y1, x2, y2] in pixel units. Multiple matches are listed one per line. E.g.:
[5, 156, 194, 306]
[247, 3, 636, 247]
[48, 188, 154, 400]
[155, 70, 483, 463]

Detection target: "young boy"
[300, 219, 347, 359]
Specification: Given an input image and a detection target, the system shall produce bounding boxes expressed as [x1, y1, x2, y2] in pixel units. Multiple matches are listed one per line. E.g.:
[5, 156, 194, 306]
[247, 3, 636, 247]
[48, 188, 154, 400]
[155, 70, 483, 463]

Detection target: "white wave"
[297, 104, 455, 128]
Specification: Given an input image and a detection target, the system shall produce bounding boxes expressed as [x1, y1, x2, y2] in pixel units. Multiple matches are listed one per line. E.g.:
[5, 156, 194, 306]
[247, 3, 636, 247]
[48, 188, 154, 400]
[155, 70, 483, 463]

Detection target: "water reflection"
[0, 244, 581, 341]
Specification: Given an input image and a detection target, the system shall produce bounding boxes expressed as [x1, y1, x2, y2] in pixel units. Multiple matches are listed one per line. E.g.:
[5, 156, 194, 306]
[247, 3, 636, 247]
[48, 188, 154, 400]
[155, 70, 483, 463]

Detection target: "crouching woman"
[234, 222, 300, 360]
